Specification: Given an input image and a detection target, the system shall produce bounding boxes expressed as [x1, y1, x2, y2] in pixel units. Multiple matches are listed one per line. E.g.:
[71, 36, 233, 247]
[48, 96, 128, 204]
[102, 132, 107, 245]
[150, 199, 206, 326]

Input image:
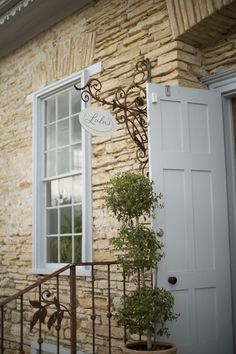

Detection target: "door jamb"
[202, 70, 236, 351]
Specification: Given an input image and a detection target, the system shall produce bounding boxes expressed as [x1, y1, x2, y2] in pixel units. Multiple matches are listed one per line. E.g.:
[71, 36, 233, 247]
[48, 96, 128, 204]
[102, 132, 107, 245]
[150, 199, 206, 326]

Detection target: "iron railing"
[0, 261, 127, 354]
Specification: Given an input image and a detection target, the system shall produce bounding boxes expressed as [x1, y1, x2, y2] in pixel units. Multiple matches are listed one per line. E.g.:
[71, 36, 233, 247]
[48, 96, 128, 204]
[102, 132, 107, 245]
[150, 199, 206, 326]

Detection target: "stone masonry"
[1, 0, 236, 352]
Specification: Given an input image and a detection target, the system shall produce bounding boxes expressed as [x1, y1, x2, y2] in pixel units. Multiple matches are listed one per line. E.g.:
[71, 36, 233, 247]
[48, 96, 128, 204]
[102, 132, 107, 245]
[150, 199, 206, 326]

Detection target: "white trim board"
[27, 62, 101, 103]
[203, 70, 236, 352]
[202, 68, 236, 94]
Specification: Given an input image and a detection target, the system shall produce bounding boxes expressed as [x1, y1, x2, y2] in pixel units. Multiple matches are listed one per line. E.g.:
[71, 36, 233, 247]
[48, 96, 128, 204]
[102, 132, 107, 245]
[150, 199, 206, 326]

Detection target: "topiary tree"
[105, 172, 178, 351]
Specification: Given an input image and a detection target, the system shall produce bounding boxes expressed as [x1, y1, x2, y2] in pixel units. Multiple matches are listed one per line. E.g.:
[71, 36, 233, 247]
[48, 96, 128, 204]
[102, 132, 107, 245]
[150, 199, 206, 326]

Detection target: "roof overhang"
[0, 0, 91, 59]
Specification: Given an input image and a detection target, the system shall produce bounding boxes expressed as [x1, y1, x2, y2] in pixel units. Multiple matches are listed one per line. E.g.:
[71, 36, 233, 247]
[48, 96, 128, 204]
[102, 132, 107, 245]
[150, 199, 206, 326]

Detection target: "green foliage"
[117, 287, 179, 337]
[105, 172, 161, 222]
[60, 237, 72, 263]
[105, 171, 179, 350]
[113, 224, 164, 273]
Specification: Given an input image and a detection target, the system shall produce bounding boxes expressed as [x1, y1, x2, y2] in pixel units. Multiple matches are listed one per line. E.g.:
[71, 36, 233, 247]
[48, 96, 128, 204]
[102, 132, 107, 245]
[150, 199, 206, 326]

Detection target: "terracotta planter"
[123, 341, 177, 354]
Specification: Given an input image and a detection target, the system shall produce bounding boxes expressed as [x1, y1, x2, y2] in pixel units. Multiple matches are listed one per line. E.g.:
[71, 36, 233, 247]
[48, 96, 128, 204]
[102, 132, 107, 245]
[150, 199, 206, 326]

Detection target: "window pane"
[71, 144, 82, 171]
[74, 236, 82, 263]
[60, 236, 72, 263]
[57, 119, 69, 147]
[42, 85, 87, 267]
[59, 177, 72, 205]
[71, 89, 81, 115]
[47, 180, 58, 207]
[47, 237, 58, 263]
[47, 209, 58, 235]
[58, 91, 69, 119]
[45, 97, 56, 124]
[73, 175, 82, 203]
[71, 116, 81, 144]
[60, 206, 72, 234]
[45, 151, 56, 177]
[57, 147, 69, 175]
[74, 205, 82, 233]
[45, 124, 56, 150]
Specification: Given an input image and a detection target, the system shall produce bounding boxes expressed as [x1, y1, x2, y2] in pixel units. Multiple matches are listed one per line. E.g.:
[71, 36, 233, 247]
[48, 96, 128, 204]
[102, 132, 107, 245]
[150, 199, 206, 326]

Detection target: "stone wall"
[1, 0, 236, 352]
[201, 31, 236, 75]
[166, 0, 236, 45]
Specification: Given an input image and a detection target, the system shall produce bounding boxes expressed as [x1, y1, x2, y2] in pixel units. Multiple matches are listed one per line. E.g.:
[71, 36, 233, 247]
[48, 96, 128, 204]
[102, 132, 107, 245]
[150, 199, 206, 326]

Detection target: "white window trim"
[28, 62, 101, 276]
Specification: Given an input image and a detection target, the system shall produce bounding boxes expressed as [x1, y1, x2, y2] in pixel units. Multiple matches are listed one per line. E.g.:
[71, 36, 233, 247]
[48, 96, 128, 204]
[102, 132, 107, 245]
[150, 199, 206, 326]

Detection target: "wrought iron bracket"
[75, 58, 151, 174]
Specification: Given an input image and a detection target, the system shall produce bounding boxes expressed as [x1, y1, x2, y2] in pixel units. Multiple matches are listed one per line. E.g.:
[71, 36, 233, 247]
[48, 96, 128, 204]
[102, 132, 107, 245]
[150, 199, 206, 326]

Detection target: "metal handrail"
[0, 261, 119, 354]
[0, 261, 117, 307]
[0, 264, 71, 307]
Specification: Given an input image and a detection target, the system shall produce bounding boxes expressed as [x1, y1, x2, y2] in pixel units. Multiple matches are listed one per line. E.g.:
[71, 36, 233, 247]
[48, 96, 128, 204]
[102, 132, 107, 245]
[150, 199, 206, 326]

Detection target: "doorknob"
[168, 276, 177, 285]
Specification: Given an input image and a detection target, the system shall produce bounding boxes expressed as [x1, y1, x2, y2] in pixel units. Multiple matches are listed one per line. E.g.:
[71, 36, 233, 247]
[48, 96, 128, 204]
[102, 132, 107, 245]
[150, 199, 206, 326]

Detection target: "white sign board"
[79, 107, 117, 137]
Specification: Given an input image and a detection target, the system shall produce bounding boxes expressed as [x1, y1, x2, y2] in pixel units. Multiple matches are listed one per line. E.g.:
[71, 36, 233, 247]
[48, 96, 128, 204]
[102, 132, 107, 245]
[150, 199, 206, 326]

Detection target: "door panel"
[147, 83, 233, 354]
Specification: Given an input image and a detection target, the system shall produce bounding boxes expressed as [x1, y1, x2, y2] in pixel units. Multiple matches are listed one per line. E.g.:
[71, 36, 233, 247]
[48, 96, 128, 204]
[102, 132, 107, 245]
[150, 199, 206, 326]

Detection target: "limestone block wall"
[1, 0, 236, 352]
[166, 0, 236, 45]
[201, 31, 236, 75]
[166, 0, 235, 37]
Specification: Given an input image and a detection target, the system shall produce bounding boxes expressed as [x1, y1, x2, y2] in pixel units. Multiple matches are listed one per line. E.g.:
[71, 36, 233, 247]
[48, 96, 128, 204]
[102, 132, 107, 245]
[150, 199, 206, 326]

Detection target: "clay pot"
[123, 341, 177, 354]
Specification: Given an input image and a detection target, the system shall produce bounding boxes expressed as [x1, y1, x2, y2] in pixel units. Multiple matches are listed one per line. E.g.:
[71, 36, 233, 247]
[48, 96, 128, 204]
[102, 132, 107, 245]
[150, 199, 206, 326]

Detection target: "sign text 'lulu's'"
[79, 107, 117, 137]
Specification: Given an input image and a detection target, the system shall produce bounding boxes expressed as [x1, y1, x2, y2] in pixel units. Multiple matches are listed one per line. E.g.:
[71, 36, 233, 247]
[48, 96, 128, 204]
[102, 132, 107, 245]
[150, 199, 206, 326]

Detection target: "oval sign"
[79, 107, 117, 137]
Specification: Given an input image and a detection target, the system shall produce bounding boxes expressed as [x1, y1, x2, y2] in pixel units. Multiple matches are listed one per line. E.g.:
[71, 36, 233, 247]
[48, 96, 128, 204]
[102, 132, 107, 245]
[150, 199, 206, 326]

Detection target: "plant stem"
[147, 328, 152, 350]
[135, 216, 146, 286]
[153, 267, 157, 342]
[141, 268, 145, 287]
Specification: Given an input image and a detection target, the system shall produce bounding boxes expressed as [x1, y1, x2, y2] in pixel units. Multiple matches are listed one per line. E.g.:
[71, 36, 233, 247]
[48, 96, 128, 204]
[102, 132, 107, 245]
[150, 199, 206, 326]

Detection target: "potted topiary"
[105, 172, 179, 353]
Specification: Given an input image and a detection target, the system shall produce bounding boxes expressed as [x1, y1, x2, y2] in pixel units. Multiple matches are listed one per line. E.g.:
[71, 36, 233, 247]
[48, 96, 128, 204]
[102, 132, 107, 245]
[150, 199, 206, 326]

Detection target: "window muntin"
[43, 87, 83, 264]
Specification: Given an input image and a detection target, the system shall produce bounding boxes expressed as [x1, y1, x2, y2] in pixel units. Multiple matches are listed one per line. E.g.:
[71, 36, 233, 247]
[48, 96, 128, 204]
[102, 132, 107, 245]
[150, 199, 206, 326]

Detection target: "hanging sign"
[79, 107, 117, 137]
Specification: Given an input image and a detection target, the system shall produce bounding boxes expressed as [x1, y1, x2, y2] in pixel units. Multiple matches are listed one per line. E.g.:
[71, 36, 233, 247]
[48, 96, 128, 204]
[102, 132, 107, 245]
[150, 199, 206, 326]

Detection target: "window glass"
[47, 237, 58, 263]
[60, 206, 72, 235]
[57, 119, 69, 147]
[71, 115, 81, 144]
[47, 209, 58, 235]
[74, 236, 82, 263]
[45, 151, 56, 177]
[45, 124, 56, 150]
[73, 175, 82, 203]
[60, 237, 72, 263]
[41, 86, 85, 265]
[74, 205, 82, 234]
[71, 89, 81, 115]
[71, 143, 82, 171]
[47, 181, 58, 207]
[57, 147, 70, 175]
[45, 97, 56, 124]
[58, 91, 69, 119]
[59, 177, 72, 205]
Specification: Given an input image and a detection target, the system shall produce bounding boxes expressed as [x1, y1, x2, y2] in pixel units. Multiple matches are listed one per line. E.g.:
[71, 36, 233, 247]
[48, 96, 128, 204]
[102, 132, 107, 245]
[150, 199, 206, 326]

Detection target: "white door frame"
[202, 69, 236, 350]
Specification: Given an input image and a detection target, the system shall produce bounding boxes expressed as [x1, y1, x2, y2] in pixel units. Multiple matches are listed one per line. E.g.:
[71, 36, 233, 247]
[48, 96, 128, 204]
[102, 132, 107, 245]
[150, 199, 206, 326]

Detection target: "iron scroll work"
[75, 59, 151, 174]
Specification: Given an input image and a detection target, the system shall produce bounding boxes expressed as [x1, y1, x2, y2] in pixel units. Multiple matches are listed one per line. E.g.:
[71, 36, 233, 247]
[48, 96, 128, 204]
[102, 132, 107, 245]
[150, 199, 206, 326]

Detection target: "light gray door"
[147, 83, 234, 354]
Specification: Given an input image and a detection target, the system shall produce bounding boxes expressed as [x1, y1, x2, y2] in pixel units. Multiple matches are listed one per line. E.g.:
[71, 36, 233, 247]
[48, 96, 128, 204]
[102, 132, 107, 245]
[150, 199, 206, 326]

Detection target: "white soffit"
[0, 0, 91, 59]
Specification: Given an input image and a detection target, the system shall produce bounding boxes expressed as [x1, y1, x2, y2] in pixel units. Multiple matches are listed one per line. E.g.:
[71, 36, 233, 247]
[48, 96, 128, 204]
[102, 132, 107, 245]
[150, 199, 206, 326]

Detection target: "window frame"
[29, 63, 101, 275]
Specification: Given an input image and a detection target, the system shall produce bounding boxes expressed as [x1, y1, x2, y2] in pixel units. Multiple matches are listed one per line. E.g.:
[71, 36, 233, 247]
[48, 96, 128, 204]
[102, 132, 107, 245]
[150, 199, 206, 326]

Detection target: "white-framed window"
[29, 63, 101, 275]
